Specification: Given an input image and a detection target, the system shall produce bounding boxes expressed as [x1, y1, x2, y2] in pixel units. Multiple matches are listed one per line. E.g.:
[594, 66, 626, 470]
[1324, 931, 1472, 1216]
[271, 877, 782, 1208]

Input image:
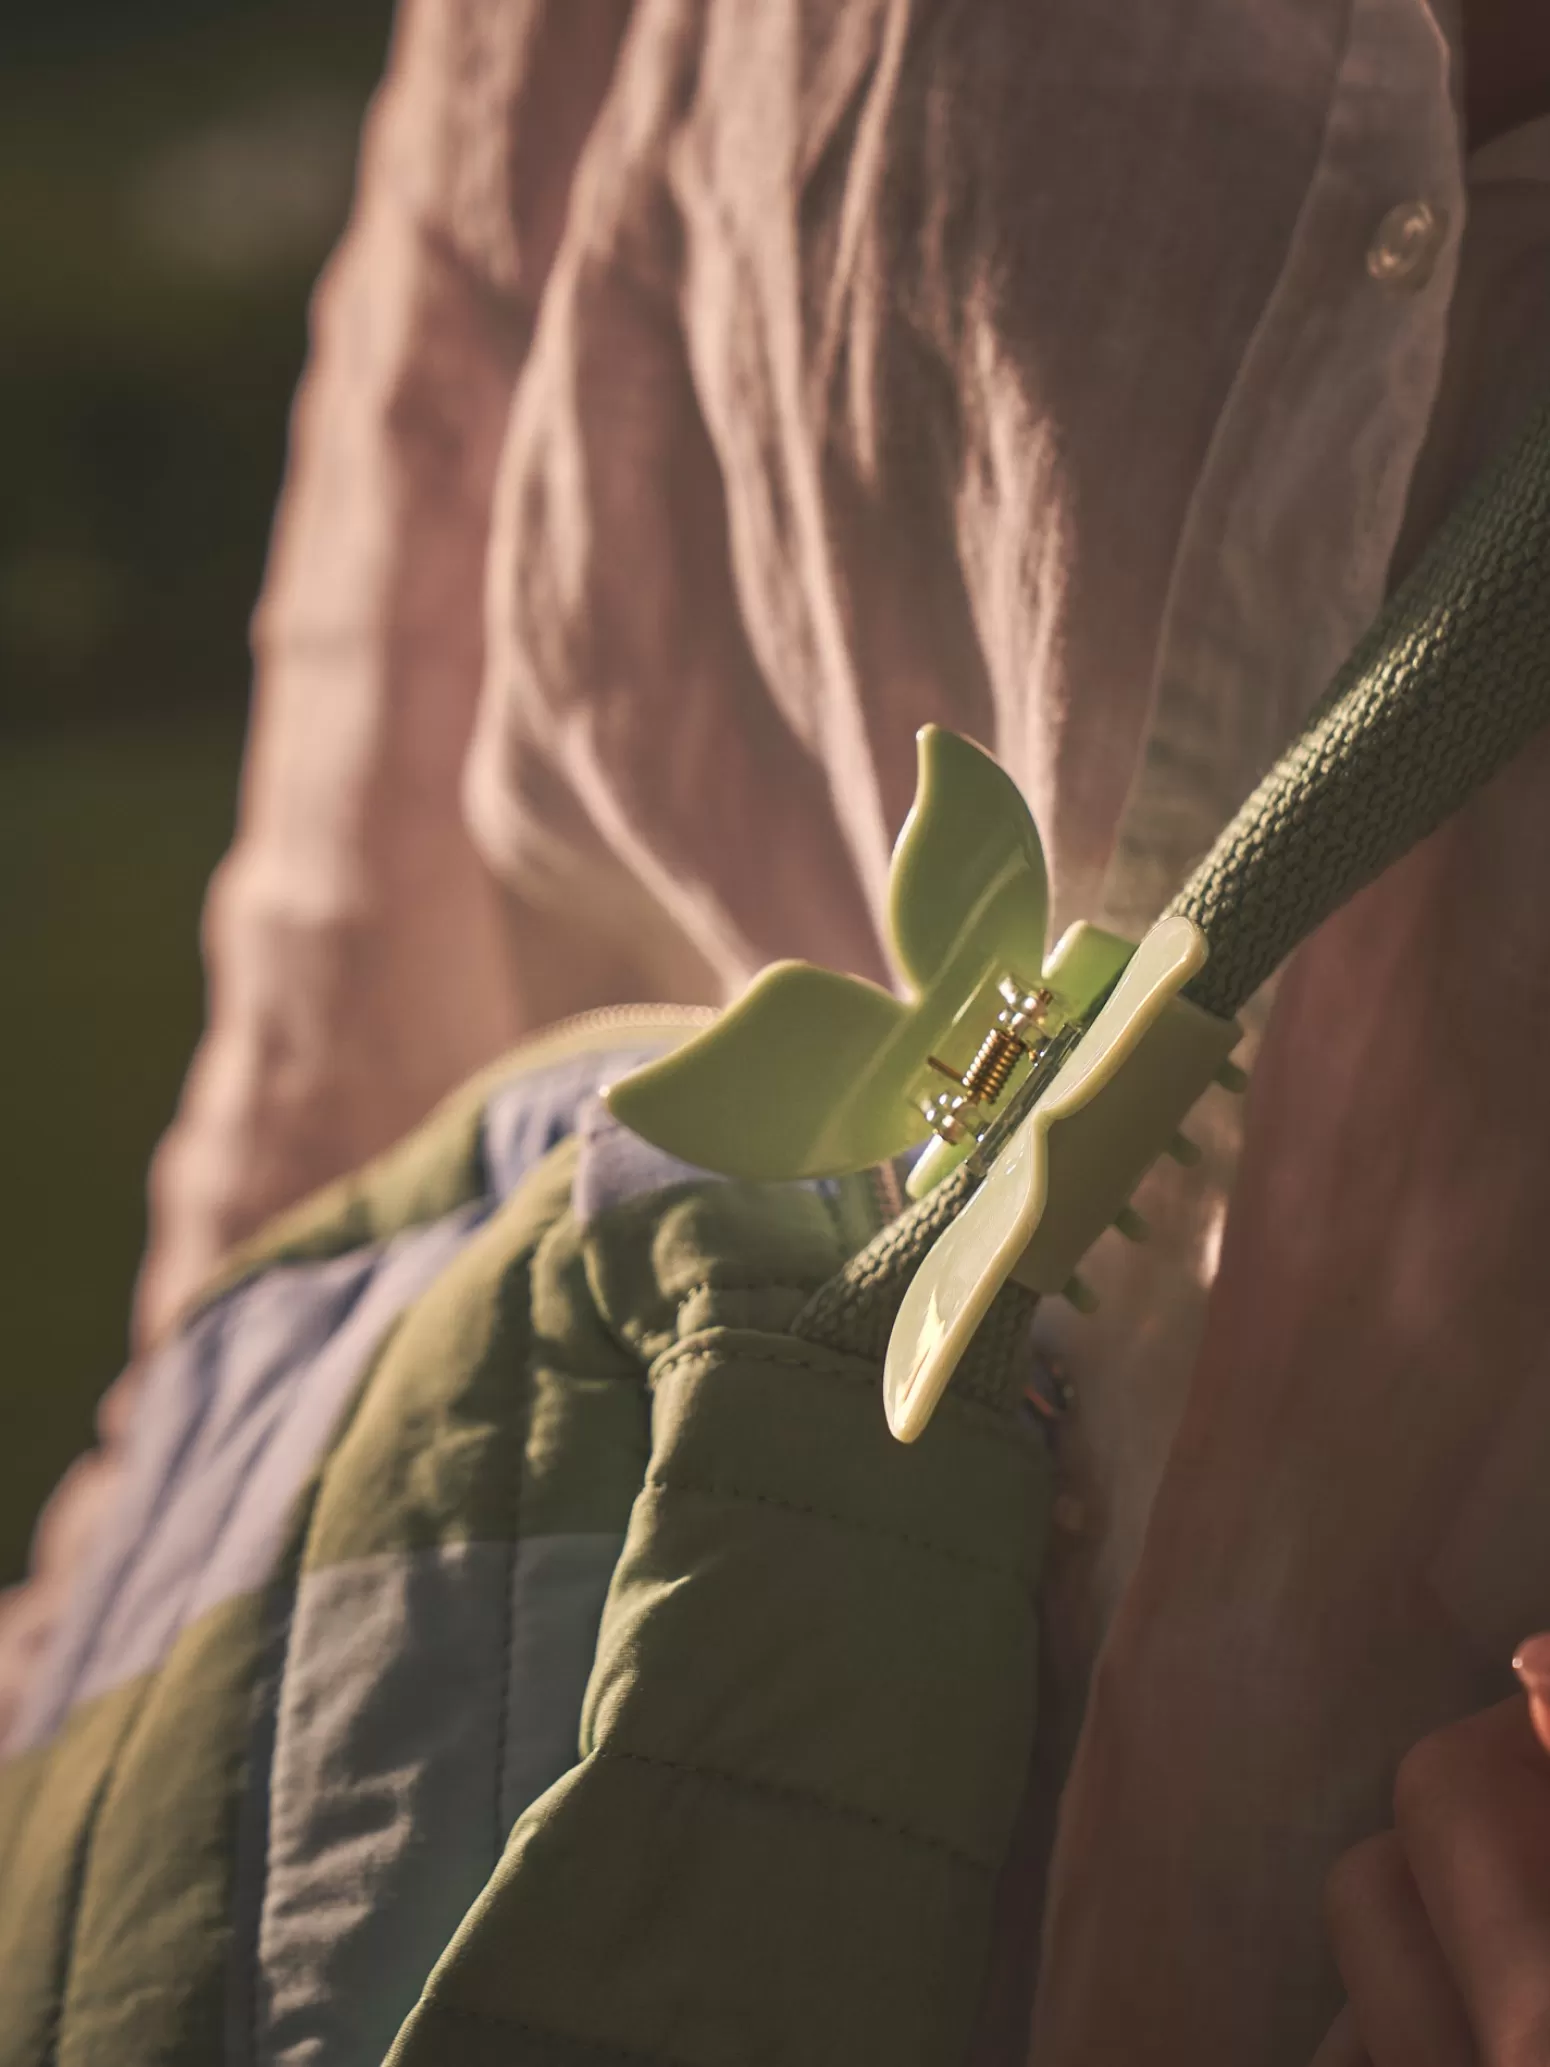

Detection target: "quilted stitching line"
[648, 1337, 1026, 1449]
[637, 1474, 1038, 1601]
[589, 1744, 995, 1874]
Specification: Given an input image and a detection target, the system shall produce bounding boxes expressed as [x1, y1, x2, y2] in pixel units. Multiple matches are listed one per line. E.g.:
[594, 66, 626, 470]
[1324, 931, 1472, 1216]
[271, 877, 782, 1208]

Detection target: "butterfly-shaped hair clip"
[606, 728, 1242, 1440]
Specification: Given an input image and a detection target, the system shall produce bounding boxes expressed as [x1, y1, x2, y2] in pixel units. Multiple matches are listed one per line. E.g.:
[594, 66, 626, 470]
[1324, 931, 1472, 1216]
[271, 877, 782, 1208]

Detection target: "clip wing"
[603, 962, 914, 1180]
[605, 726, 1053, 1179]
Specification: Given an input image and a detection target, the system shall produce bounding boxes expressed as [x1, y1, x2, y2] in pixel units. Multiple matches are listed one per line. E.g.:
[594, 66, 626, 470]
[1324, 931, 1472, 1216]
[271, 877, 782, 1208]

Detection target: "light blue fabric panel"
[498, 1533, 628, 1833]
[5, 1252, 370, 1755]
[571, 1097, 720, 1227]
[8, 1210, 486, 1753]
[3, 1037, 665, 2064]
[253, 1535, 623, 2067]
[177, 1211, 487, 1640]
[480, 1046, 674, 1204]
[9, 1045, 669, 1766]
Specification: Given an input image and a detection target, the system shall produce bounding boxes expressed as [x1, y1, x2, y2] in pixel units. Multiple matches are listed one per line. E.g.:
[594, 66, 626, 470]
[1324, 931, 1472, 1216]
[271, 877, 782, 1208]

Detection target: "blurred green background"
[1, 0, 393, 1582]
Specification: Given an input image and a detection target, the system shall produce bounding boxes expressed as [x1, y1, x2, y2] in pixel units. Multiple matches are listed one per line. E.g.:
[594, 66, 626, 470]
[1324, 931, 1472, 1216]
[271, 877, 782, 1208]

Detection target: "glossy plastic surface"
[604, 727, 1056, 1179]
[884, 916, 1237, 1441]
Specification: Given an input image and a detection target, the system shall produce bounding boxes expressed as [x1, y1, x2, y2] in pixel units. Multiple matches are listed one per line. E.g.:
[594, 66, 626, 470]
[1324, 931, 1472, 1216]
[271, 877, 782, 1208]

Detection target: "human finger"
[1513, 1633, 1550, 1755]
[1324, 1829, 1477, 2067]
[1393, 1697, 1550, 2066]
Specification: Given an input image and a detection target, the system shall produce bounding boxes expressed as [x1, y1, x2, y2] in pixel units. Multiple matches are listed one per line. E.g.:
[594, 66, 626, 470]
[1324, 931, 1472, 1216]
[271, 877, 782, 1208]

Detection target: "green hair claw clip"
[605, 727, 1242, 1439]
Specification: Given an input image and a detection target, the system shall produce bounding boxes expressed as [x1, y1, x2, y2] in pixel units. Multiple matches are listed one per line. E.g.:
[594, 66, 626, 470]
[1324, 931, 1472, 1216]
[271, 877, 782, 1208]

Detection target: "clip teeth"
[1114, 1205, 1150, 1243]
[1214, 1060, 1249, 1094]
[1062, 1273, 1100, 1314]
[1166, 1132, 1203, 1168]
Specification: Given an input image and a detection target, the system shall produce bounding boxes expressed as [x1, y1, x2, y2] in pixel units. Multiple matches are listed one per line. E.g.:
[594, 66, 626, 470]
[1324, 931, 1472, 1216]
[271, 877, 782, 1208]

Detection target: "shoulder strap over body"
[1173, 389, 1550, 1018]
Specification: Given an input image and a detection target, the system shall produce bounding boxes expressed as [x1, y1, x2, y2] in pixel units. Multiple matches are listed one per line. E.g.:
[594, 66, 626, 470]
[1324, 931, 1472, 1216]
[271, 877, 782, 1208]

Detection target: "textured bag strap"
[1170, 391, 1550, 1020]
[804, 392, 1550, 1333]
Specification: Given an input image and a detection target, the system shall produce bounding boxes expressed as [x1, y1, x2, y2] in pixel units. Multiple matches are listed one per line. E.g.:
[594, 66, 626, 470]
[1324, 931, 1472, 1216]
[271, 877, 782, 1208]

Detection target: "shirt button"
[1366, 199, 1446, 290]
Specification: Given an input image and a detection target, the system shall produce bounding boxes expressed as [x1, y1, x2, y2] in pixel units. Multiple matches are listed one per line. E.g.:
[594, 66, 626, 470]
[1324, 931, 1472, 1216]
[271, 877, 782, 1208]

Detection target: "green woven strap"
[822, 397, 1550, 1309]
[1170, 391, 1550, 1021]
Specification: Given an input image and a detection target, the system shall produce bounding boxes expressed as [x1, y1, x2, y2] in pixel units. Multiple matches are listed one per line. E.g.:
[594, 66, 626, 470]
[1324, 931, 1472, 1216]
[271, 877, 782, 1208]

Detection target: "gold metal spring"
[959, 1025, 1023, 1103]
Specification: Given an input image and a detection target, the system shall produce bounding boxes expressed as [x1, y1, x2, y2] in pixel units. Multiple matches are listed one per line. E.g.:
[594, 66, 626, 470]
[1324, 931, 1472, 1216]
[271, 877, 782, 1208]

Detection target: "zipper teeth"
[503, 999, 719, 1062]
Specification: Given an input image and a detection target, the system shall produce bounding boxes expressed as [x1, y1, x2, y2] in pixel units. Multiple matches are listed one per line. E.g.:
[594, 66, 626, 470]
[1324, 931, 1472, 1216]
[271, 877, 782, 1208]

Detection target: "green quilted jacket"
[0, 1016, 1049, 2067]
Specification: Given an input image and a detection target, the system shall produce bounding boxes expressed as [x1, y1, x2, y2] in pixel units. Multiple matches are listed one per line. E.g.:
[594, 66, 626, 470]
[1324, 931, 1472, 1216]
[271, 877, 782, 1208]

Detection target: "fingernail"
[1512, 1633, 1550, 1745]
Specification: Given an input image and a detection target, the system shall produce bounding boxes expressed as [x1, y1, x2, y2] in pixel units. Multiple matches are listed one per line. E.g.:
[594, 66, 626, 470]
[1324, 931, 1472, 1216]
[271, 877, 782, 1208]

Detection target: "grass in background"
[0, 724, 243, 1581]
[0, 0, 394, 1583]
[0, 0, 393, 734]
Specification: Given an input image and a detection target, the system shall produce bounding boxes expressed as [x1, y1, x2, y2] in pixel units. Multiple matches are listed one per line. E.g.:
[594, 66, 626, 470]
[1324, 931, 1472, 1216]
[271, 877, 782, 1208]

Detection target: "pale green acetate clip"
[884, 915, 1238, 1439]
[605, 726, 1243, 1440]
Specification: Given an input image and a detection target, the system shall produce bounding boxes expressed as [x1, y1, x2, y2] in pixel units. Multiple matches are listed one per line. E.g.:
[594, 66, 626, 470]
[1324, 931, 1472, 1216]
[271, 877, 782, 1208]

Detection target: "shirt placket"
[1026, 0, 1466, 1849]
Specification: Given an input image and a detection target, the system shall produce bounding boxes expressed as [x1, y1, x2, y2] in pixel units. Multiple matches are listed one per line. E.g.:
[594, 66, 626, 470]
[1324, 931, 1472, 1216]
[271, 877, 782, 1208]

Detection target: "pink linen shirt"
[14, 2, 1550, 2060]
